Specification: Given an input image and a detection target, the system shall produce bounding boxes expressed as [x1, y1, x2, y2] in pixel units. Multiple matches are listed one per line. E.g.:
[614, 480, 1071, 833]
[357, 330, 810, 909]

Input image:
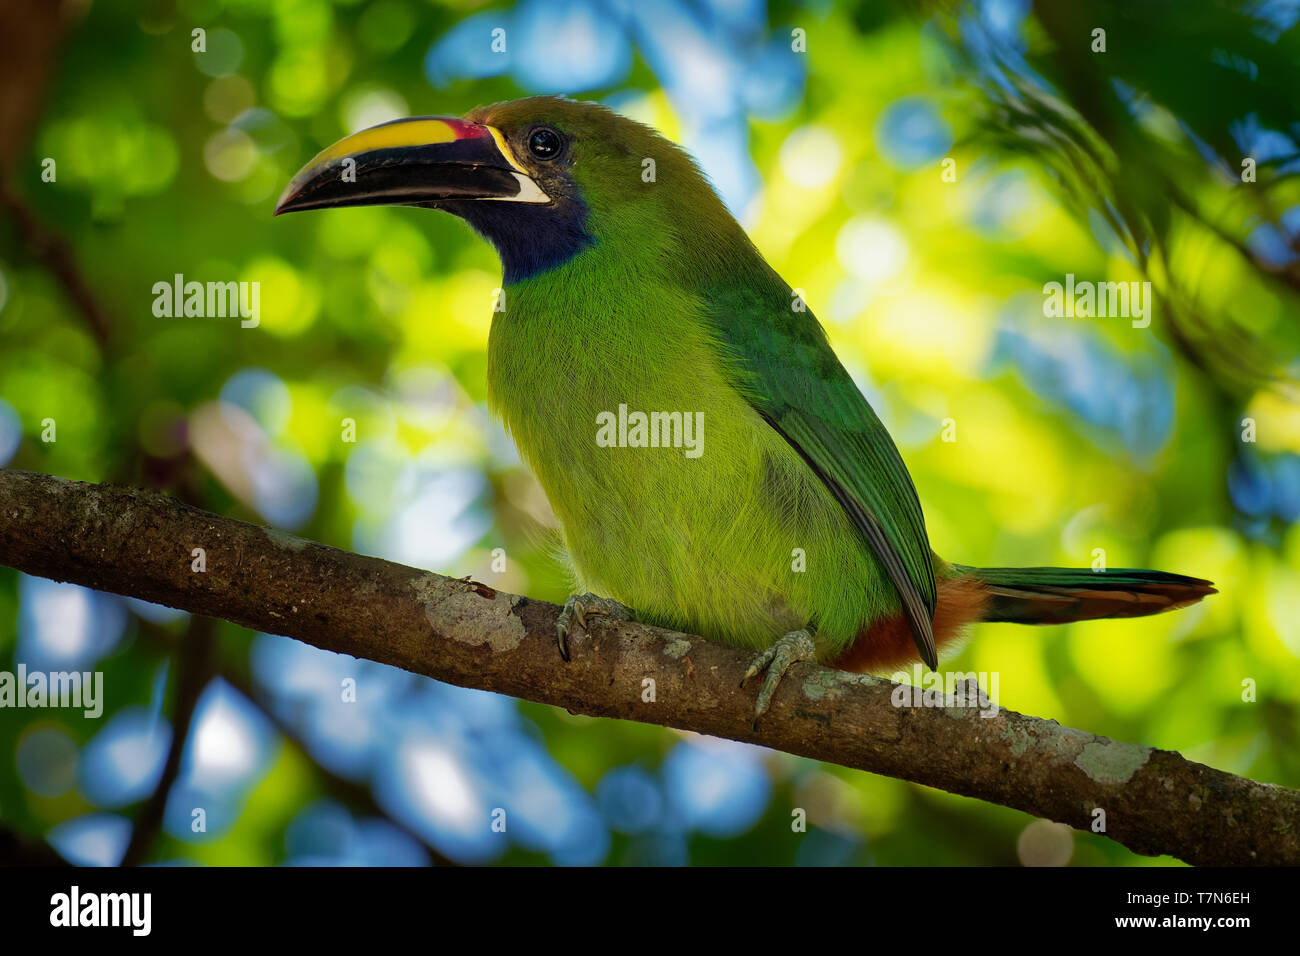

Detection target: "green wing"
[704, 280, 938, 666]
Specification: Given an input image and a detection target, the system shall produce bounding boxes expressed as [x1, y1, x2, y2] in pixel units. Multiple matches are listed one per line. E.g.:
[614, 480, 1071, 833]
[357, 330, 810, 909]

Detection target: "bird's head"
[276, 95, 738, 284]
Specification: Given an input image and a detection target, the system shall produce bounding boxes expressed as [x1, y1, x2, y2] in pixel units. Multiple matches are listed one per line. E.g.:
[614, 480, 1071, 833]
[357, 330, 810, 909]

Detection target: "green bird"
[276, 96, 1215, 721]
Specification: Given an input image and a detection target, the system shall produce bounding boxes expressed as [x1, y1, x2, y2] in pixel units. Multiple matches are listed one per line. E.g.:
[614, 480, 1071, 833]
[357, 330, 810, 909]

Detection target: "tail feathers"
[960, 566, 1216, 625]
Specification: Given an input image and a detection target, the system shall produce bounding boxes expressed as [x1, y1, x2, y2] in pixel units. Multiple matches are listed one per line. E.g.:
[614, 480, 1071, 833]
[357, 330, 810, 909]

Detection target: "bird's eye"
[527, 127, 563, 161]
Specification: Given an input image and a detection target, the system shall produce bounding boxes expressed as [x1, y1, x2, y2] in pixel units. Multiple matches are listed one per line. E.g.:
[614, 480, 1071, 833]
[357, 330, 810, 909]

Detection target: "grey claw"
[740, 645, 776, 688]
[557, 621, 571, 662]
[556, 593, 633, 662]
[743, 628, 817, 723]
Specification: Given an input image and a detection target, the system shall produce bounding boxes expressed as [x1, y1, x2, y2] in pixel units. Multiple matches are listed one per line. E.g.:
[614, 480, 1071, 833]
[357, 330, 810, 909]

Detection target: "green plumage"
[482, 97, 941, 662]
[964, 566, 1215, 624]
[473, 97, 1210, 669]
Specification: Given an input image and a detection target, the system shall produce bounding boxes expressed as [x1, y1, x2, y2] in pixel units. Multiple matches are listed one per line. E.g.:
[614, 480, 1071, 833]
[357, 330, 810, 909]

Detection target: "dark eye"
[527, 127, 563, 161]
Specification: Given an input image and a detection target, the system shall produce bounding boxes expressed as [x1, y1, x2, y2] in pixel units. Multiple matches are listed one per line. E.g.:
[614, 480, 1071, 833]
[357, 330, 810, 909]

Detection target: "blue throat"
[446, 196, 594, 284]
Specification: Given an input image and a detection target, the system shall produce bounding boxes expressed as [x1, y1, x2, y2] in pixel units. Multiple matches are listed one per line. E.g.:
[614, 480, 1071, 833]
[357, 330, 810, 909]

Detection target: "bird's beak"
[274, 116, 549, 216]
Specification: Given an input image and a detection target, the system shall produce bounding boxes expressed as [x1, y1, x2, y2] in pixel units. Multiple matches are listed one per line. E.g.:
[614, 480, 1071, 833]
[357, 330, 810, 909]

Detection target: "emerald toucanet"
[276, 97, 1215, 721]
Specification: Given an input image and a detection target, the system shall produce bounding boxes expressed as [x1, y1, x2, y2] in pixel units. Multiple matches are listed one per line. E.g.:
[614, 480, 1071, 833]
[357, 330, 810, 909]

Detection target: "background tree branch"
[137, 617, 461, 867]
[1, 468, 1296, 866]
[119, 615, 214, 868]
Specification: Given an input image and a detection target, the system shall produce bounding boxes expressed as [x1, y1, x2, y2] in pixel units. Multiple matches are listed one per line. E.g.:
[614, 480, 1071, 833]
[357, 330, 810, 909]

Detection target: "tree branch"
[1, 468, 1296, 866]
[120, 615, 215, 867]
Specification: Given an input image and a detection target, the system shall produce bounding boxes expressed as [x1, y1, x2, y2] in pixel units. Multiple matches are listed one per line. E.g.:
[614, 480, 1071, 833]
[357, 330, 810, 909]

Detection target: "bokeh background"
[1, 0, 1299, 866]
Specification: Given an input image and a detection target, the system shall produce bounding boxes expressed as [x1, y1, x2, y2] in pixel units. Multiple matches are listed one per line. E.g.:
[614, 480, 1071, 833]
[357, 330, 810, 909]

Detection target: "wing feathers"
[704, 277, 938, 666]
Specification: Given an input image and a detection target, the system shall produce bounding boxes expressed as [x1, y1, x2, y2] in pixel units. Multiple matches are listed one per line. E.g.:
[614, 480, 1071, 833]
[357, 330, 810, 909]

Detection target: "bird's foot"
[741, 628, 817, 727]
[556, 592, 634, 661]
